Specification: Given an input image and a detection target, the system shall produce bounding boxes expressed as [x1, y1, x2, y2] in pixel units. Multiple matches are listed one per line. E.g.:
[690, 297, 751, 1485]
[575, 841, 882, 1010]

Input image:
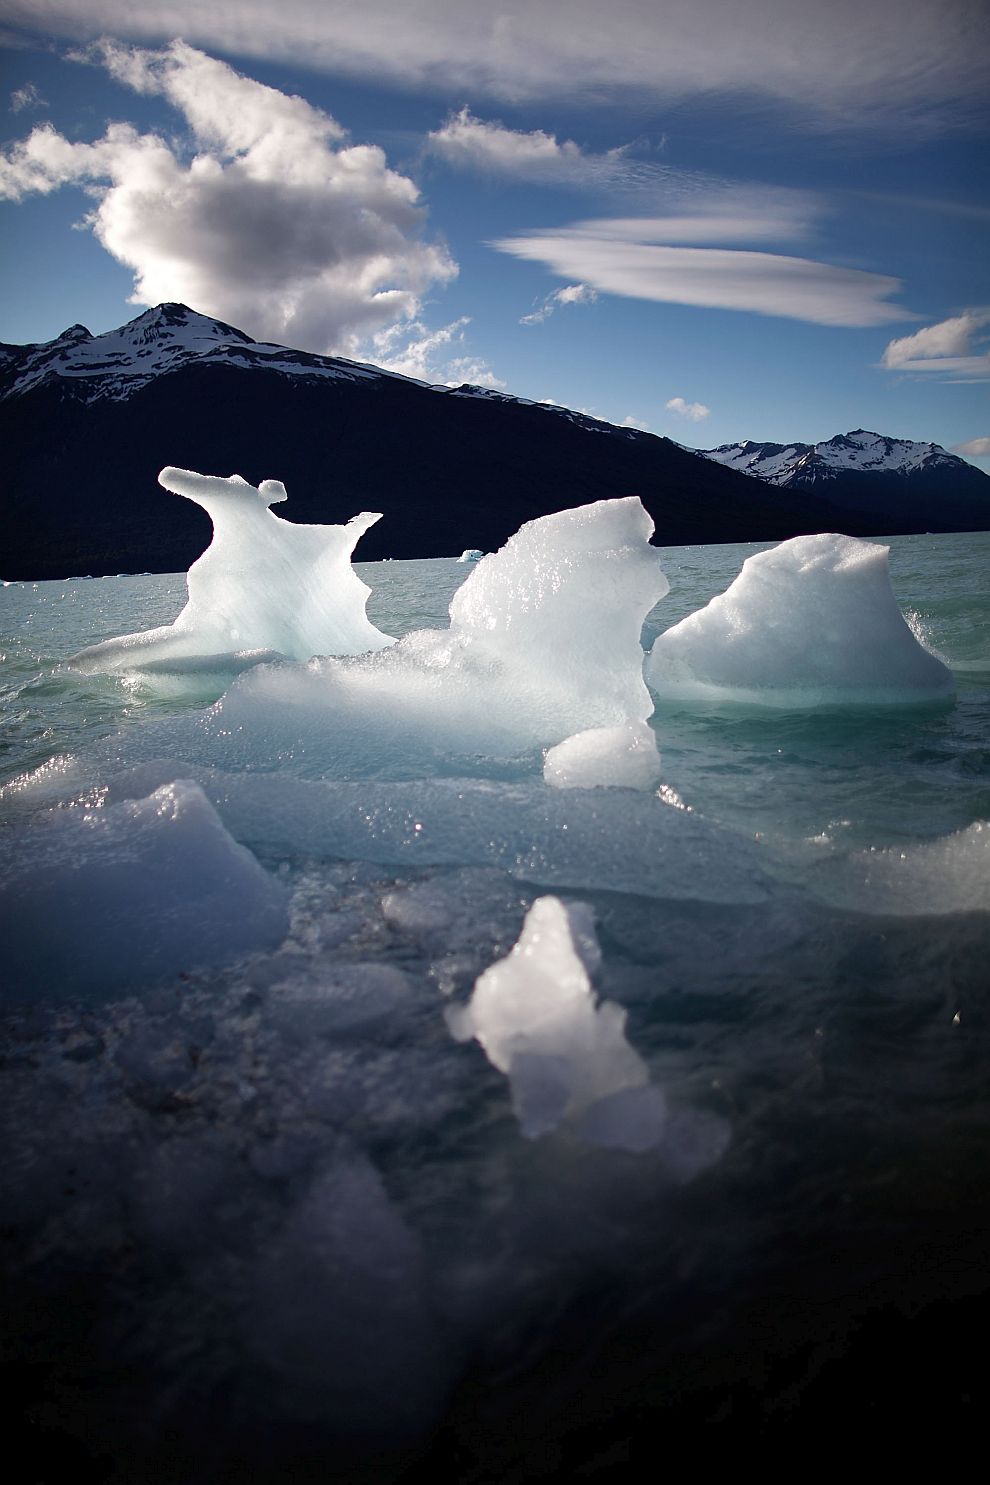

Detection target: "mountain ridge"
[2, 304, 987, 580]
[698, 428, 989, 529]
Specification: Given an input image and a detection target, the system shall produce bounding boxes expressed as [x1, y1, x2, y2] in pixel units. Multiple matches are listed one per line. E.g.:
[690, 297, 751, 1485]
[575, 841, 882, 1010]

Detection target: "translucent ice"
[543, 720, 661, 790]
[71, 467, 393, 672]
[646, 532, 954, 705]
[0, 779, 289, 999]
[815, 820, 990, 916]
[448, 895, 667, 1149]
[210, 496, 668, 774]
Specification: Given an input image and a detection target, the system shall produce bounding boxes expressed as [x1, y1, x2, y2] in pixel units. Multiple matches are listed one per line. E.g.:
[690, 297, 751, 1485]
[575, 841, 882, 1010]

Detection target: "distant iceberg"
[646, 532, 954, 705]
[457, 548, 484, 563]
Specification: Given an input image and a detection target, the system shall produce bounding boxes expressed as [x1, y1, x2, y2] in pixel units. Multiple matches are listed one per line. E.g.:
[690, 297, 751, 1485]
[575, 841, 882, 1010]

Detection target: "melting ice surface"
[2, 481, 989, 1474]
[71, 467, 393, 672]
[647, 531, 954, 704]
[449, 895, 709, 1157]
[204, 491, 666, 780]
[2, 780, 289, 998]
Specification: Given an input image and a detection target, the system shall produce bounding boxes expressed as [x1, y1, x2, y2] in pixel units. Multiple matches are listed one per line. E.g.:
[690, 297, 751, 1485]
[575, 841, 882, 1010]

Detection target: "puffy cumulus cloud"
[666, 397, 710, 422]
[881, 311, 990, 379]
[0, 40, 457, 356]
[426, 108, 637, 187]
[3, 1, 988, 126]
[521, 282, 598, 325]
[371, 317, 504, 388]
[952, 437, 990, 457]
[494, 218, 906, 327]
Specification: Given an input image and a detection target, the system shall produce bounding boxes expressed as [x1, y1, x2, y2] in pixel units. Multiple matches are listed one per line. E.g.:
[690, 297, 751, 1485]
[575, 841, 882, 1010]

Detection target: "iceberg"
[448, 895, 668, 1150]
[457, 548, 484, 563]
[543, 720, 661, 790]
[207, 495, 668, 776]
[646, 532, 954, 705]
[71, 467, 393, 672]
[0, 780, 289, 1000]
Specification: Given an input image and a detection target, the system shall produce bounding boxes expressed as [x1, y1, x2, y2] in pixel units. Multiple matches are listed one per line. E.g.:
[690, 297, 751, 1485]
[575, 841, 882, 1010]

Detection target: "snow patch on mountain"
[701, 429, 965, 486]
[0, 304, 390, 405]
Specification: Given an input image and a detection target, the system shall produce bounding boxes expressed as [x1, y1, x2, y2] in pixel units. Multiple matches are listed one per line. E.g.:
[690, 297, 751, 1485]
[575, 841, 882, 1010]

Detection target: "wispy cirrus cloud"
[2, 1, 987, 128]
[371, 316, 503, 386]
[425, 108, 649, 190]
[0, 39, 457, 356]
[881, 311, 990, 379]
[521, 282, 598, 325]
[493, 216, 908, 328]
[10, 81, 46, 112]
[952, 436, 990, 457]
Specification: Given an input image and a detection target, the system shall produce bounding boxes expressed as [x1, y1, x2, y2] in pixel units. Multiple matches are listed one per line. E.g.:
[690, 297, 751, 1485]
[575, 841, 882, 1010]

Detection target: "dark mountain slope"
[2, 306, 966, 579]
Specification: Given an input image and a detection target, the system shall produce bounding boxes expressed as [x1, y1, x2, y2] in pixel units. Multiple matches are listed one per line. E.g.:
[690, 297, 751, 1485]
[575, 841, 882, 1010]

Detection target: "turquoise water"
[1, 529, 989, 1475]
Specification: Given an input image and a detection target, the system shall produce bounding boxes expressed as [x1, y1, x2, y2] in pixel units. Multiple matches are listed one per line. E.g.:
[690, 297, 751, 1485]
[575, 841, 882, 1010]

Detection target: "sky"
[1, 1, 988, 468]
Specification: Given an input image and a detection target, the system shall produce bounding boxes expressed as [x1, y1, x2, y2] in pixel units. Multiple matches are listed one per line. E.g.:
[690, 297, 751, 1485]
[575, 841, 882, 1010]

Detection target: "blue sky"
[1, 1, 988, 467]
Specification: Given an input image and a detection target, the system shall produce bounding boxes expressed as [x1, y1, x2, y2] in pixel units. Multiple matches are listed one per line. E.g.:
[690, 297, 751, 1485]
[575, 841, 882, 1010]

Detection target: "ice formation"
[448, 895, 667, 1150]
[457, 548, 484, 563]
[210, 496, 668, 773]
[817, 820, 990, 916]
[0, 780, 289, 999]
[71, 467, 393, 672]
[543, 720, 661, 790]
[646, 532, 954, 705]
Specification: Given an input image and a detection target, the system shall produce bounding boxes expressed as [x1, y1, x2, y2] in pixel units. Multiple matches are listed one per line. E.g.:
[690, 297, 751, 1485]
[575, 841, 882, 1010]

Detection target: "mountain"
[2, 305, 985, 579]
[700, 430, 990, 528]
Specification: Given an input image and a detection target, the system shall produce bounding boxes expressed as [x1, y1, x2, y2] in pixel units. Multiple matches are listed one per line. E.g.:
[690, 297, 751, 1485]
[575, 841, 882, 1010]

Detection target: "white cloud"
[620, 415, 651, 431]
[0, 40, 457, 356]
[371, 317, 503, 387]
[494, 219, 906, 327]
[666, 397, 710, 422]
[881, 311, 990, 378]
[521, 281, 598, 325]
[3, 2, 987, 126]
[426, 107, 637, 187]
[952, 437, 990, 457]
[10, 82, 46, 112]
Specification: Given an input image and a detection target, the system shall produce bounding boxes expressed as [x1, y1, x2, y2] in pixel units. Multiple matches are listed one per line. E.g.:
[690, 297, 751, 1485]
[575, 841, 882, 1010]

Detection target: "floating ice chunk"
[212, 496, 668, 772]
[457, 548, 484, 563]
[544, 720, 661, 790]
[71, 467, 393, 672]
[814, 820, 990, 916]
[646, 532, 954, 705]
[0, 780, 289, 1000]
[448, 895, 664, 1149]
[90, 768, 773, 905]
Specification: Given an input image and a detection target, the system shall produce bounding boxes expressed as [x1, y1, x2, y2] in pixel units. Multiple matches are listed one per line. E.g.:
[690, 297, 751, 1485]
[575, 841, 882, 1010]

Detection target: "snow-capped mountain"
[2, 305, 987, 579]
[0, 303, 432, 407]
[701, 429, 978, 489]
[0, 302, 629, 443]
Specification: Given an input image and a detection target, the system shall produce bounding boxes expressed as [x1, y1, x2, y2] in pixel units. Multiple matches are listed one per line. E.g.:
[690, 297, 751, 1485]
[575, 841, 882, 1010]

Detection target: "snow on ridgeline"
[699, 428, 966, 485]
[0, 303, 388, 404]
[0, 302, 641, 442]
